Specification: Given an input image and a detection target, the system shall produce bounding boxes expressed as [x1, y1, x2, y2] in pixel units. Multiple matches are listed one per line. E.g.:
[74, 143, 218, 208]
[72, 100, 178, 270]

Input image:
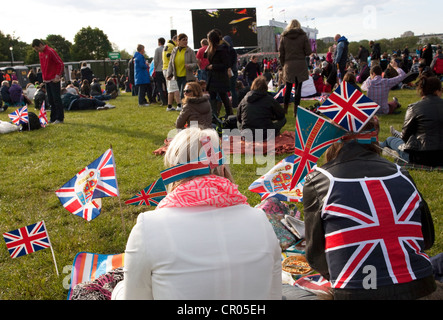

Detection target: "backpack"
[21, 112, 41, 131]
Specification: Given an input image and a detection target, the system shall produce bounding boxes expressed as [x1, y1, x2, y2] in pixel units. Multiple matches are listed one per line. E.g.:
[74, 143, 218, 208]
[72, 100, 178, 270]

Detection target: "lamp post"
[9, 46, 14, 66]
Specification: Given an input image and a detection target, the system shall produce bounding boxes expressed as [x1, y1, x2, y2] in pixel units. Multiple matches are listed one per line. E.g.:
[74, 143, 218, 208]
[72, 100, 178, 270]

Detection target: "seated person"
[112, 127, 282, 300]
[105, 78, 118, 99]
[380, 73, 443, 167]
[90, 78, 111, 101]
[343, 72, 362, 92]
[175, 81, 212, 130]
[25, 83, 37, 102]
[362, 60, 406, 114]
[356, 62, 370, 84]
[1, 80, 13, 106]
[237, 76, 286, 141]
[79, 79, 91, 96]
[431, 49, 443, 78]
[312, 67, 325, 94]
[33, 83, 48, 110]
[302, 117, 436, 300]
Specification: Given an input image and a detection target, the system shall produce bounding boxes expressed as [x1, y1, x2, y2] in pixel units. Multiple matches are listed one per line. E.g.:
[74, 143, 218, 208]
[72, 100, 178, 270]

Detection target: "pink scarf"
[157, 175, 248, 209]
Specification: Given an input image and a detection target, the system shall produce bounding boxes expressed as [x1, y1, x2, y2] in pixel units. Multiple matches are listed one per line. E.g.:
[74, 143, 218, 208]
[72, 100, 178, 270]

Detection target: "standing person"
[167, 33, 198, 111]
[128, 56, 137, 96]
[422, 43, 433, 67]
[153, 37, 168, 106]
[196, 38, 209, 81]
[279, 19, 312, 117]
[244, 55, 261, 86]
[80, 62, 93, 84]
[302, 118, 436, 300]
[111, 127, 282, 300]
[369, 40, 381, 67]
[223, 35, 239, 109]
[205, 29, 233, 117]
[31, 39, 64, 124]
[134, 44, 153, 107]
[333, 34, 349, 82]
[163, 35, 180, 111]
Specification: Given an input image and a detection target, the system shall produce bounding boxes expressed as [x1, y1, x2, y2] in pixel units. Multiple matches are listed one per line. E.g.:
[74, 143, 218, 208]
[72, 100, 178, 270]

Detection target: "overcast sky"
[3, 0, 441, 57]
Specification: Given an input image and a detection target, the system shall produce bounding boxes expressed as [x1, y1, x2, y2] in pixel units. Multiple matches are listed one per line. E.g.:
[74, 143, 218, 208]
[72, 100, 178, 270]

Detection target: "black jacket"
[237, 90, 285, 131]
[206, 42, 230, 92]
[402, 95, 443, 166]
[303, 142, 436, 300]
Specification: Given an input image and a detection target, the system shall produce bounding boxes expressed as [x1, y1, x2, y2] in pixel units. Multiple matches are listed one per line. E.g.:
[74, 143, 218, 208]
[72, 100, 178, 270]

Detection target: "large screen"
[191, 8, 258, 48]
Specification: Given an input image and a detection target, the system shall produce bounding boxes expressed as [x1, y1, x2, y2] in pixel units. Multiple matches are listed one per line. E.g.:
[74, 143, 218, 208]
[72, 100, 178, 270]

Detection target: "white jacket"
[112, 204, 282, 300]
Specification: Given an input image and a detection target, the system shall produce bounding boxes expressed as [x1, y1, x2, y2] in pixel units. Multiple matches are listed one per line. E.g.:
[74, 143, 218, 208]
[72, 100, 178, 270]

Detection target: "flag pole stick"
[43, 220, 59, 276]
[110, 145, 126, 234]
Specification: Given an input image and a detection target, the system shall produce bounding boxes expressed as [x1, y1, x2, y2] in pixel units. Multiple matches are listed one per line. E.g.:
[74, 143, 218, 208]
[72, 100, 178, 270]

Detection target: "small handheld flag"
[3, 221, 59, 275]
[317, 80, 380, 132]
[39, 101, 48, 127]
[125, 179, 167, 206]
[8, 105, 29, 126]
[55, 149, 119, 221]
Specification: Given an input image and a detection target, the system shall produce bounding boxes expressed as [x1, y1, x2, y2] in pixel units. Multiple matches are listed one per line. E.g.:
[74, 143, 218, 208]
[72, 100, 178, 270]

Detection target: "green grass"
[0, 87, 441, 300]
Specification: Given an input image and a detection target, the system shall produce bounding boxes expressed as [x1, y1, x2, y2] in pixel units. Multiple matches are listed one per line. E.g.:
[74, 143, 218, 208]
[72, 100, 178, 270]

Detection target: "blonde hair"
[285, 19, 301, 31]
[164, 127, 233, 191]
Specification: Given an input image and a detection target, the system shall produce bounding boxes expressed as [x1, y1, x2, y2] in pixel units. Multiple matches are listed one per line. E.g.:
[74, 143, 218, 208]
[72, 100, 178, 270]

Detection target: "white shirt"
[112, 204, 282, 300]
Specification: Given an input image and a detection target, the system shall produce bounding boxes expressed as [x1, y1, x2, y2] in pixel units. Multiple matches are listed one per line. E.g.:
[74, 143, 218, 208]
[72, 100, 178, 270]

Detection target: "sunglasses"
[184, 89, 193, 94]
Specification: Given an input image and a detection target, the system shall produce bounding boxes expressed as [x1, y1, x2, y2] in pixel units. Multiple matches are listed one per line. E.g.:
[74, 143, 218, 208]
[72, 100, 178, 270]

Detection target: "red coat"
[38, 45, 64, 82]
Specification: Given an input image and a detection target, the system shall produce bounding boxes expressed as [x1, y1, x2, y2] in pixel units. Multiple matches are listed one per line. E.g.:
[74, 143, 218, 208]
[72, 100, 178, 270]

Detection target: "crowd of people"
[1, 23, 443, 301]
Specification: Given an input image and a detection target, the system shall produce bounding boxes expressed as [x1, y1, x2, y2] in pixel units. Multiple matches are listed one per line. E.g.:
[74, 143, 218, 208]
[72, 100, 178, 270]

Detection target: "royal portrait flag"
[55, 149, 119, 221]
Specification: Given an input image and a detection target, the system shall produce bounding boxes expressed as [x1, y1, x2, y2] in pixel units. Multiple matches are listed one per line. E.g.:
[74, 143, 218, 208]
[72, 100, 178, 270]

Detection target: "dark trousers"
[70, 98, 105, 110]
[137, 83, 153, 105]
[210, 91, 232, 117]
[46, 81, 63, 122]
[284, 80, 302, 116]
[154, 71, 168, 104]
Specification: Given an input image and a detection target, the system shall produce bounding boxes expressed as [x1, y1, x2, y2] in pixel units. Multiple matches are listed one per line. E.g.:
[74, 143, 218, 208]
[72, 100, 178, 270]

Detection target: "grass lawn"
[0, 86, 441, 300]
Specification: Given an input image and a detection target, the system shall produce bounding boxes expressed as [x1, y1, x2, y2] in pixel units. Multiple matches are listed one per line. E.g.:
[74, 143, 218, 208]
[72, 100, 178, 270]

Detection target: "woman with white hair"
[112, 127, 282, 300]
[279, 19, 312, 117]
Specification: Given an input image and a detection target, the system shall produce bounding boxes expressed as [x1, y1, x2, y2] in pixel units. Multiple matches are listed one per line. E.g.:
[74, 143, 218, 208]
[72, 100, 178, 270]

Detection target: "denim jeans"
[379, 136, 410, 162]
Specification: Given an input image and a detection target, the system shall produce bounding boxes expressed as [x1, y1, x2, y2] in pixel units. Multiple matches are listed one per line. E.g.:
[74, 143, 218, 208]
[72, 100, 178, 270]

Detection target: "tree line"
[316, 35, 442, 56]
[0, 26, 133, 65]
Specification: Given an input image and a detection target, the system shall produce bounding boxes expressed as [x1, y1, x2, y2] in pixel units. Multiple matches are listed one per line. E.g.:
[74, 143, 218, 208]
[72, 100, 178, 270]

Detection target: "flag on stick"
[3, 220, 59, 275]
[290, 107, 346, 189]
[8, 105, 29, 125]
[55, 149, 119, 221]
[125, 179, 167, 206]
[39, 101, 48, 127]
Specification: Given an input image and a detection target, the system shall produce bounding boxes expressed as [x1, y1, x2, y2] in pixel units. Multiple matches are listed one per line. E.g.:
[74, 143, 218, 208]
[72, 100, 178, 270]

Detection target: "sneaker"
[175, 106, 182, 112]
[166, 106, 175, 111]
[139, 104, 150, 107]
[104, 104, 116, 109]
[390, 125, 402, 138]
[393, 97, 401, 109]
[53, 120, 64, 124]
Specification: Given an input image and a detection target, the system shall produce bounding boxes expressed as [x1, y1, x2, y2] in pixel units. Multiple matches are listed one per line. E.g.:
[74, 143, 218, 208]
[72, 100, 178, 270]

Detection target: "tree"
[46, 35, 72, 61]
[71, 26, 113, 61]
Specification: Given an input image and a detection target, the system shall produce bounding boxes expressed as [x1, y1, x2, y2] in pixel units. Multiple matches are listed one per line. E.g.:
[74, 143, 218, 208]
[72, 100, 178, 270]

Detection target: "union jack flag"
[318, 81, 380, 132]
[321, 169, 433, 289]
[39, 101, 48, 127]
[294, 274, 331, 295]
[55, 149, 119, 221]
[8, 105, 29, 125]
[290, 107, 346, 189]
[125, 179, 167, 206]
[3, 221, 51, 258]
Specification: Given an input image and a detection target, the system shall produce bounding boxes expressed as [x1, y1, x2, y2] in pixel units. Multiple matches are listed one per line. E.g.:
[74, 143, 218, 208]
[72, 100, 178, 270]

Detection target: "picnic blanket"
[153, 131, 296, 156]
[67, 252, 125, 300]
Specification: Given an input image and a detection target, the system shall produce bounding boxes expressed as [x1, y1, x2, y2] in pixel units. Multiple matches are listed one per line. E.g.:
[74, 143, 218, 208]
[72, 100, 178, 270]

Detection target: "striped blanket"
[67, 252, 125, 300]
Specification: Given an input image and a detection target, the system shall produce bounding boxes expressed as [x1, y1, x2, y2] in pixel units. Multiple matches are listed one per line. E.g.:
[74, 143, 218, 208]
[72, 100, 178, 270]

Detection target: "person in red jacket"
[431, 49, 443, 78]
[32, 39, 65, 124]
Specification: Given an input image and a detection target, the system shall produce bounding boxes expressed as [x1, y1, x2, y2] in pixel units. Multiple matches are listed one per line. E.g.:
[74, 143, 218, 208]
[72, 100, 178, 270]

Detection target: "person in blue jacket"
[134, 44, 153, 106]
[333, 34, 349, 81]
